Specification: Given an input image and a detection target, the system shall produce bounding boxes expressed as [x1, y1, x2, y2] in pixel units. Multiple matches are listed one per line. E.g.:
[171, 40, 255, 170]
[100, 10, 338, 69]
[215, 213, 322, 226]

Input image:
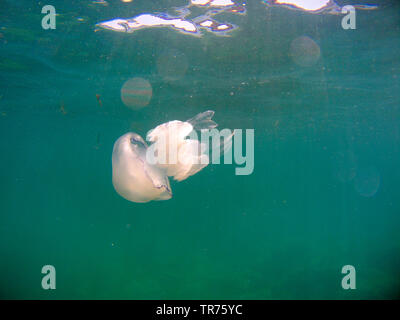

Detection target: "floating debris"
[59, 102, 67, 115]
[96, 94, 103, 107]
[93, 133, 101, 150]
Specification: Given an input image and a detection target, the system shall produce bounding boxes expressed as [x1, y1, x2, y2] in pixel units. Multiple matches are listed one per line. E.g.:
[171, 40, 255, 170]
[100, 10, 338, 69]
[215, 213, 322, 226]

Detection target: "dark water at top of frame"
[0, 0, 399, 299]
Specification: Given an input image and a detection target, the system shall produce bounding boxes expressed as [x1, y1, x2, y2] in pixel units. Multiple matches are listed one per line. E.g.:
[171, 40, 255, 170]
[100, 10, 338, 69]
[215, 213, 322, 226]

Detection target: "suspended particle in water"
[121, 77, 153, 110]
[290, 36, 321, 67]
[354, 166, 380, 197]
[93, 133, 101, 150]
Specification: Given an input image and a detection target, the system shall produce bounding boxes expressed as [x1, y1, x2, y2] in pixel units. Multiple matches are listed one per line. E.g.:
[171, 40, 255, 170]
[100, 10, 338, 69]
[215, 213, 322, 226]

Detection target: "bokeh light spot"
[331, 151, 357, 183]
[121, 77, 152, 110]
[290, 36, 321, 67]
[157, 49, 188, 82]
[354, 166, 380, 197]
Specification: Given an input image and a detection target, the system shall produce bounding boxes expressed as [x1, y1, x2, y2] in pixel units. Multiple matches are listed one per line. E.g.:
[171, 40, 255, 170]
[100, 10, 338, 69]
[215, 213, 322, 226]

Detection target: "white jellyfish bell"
[112, 132, 172, 203]
[112, 111, 232, 203]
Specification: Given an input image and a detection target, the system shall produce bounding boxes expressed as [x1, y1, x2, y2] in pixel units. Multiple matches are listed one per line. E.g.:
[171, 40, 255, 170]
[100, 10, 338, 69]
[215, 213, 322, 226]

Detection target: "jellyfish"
[112, 132, 172, 203]
[112, 111, 232, 203]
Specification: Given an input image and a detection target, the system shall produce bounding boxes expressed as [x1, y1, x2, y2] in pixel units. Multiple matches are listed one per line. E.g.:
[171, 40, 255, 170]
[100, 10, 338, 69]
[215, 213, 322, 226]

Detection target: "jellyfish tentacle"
[186, 110, 217, 130]
[206, 128, 234, 160]
[219, 130, 234, 155]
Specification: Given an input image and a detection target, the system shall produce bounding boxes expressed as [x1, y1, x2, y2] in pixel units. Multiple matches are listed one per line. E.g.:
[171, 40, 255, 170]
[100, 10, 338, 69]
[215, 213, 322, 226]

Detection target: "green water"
[0, 0, 399, 299]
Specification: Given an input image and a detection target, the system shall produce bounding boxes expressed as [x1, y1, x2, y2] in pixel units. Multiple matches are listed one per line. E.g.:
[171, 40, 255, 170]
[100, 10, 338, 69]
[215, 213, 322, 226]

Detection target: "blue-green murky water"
[0, 0, 399, 299]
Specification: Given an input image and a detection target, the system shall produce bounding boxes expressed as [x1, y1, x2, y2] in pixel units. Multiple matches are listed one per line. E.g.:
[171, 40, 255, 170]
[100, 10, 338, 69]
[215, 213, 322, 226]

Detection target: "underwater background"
[0, 0, 399, 299]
